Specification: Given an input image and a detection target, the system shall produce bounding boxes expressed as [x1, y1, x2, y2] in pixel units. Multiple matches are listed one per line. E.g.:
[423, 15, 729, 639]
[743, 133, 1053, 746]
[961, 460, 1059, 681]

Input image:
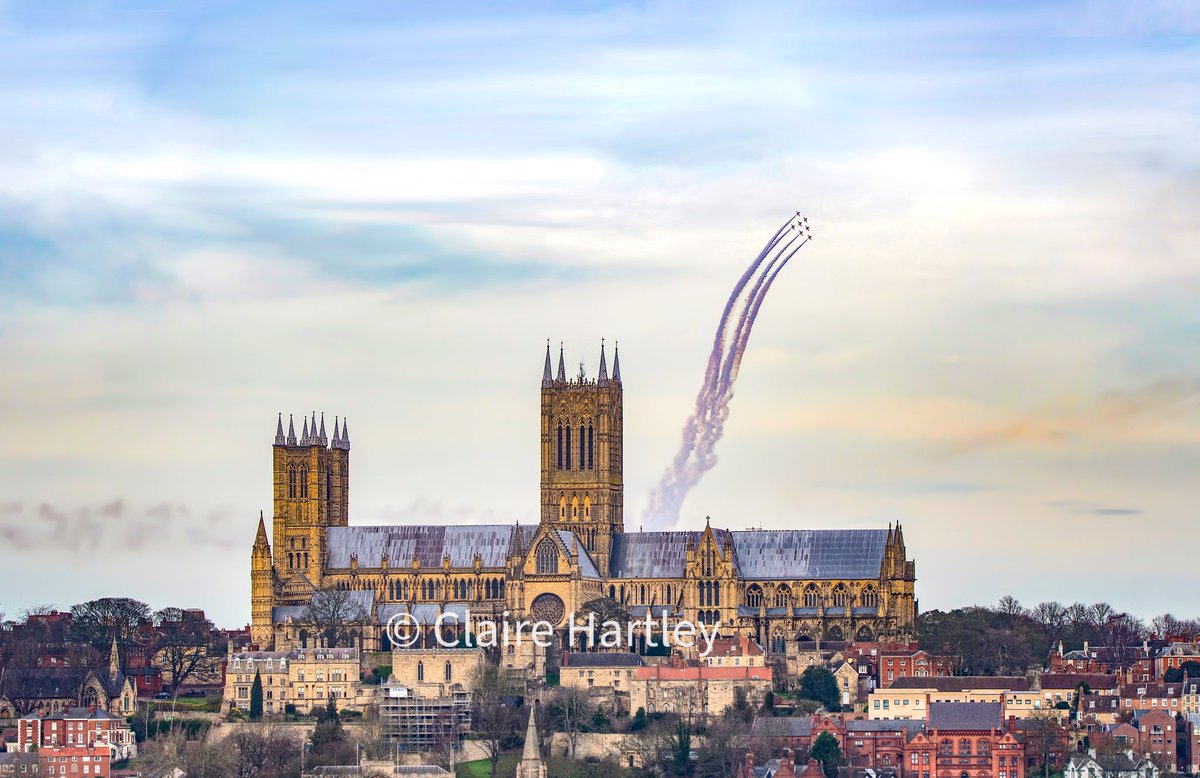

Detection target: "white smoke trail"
[643, 214, 812, 528]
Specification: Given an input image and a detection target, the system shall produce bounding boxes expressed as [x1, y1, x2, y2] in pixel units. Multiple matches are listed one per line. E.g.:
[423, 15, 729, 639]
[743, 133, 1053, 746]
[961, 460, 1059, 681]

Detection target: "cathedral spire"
[311, 412, 318, 446]
[612, 342, 622, 384]
[274, 413, 286, 446]
[254, 511, 270, 552]
[557, 342, 566, 382]
[319, 413, 327, 446]
[287, 414, 297, 446]
[340, 419, 351, 450]
[332, 416, 341, 448]
[598, 339, 609, 386]
[301, 416, 310, 446]
[542, 340, 553, 388]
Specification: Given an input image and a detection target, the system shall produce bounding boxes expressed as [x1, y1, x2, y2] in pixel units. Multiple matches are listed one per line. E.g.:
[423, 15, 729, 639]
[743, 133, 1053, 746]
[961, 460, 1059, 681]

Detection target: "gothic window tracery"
[535, 539, 559, 574]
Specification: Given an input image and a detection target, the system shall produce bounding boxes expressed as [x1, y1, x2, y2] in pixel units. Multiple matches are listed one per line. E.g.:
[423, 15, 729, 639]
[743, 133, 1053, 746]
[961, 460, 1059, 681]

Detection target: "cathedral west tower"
[540, 341, 624, 576]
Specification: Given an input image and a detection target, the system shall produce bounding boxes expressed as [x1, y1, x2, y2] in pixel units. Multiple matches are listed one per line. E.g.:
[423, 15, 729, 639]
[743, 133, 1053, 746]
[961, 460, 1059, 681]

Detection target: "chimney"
[1084, 640, 1090, 656]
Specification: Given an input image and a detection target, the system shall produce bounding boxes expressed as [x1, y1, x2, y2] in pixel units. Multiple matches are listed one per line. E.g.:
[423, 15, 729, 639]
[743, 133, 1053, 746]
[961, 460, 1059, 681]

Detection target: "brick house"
[1118, 683, 1181, 717]
[878, 650, 959, 688]
[1132, 710, 1176, 770]
[902, 703, 1025, 778]
[37, 745, 110, 778]
[16, 708, 136, 761]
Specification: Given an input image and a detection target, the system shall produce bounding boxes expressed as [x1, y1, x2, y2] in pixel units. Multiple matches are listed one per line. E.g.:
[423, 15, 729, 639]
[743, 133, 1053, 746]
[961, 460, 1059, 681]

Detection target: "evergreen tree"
[798, 666, 840, 711]
[811, 732, 843, 778]
[249, 671, 263, 721]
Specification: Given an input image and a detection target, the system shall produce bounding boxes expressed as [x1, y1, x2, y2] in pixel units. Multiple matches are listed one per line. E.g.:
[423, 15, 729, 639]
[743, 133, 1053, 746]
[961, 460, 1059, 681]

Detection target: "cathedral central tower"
[539, 340, 624, 575]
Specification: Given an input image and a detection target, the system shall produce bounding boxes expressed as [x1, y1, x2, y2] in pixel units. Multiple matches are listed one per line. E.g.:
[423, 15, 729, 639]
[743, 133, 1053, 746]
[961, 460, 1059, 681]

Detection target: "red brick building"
[903, 703, 1025, 778]
[16, 708, 136, 761]
[1133, 710, 1177, 769]
[1118, 682, 1181, 716]
[879, 650, 959, 688]
[37, 745, 110, 778]
[1155, 643, 1200, 680]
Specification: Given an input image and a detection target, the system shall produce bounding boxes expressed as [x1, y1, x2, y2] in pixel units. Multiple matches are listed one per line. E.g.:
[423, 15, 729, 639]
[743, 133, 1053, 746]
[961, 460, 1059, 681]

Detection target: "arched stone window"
[940, 740, 952, 755]
[860, 586, 878, 609]
[299, 465, 309, 498]
[804, 585, 820, 608]
[584, 495, 591, 519]
[417, 661, 424, 682]
[746, 585, 763, 608]
[579, 424, 585, 469]
[774, 585, 792, 609]
[444, 662, 452, 681]
[832, 584, 849, 608]
[566, 425, 572, 469]
[587, 423, 594, 469]
[535, 539, 559, 574]
[571, 496, 579, 518]
[958, 739, 971, 756]
[556, 422, 563, 470]
[288, 465, 297, 498]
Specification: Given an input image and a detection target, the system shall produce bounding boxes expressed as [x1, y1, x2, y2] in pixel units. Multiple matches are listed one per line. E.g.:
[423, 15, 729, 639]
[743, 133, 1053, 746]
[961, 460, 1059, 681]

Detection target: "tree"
[69, 597, 151, 657]
[811, 732, 843, 778]
[997, 596, 1025, 618]
[155, 607, 221, 695]
[694, 714, 750, 778]
[1022, 712, 1064, 778]
[301, 589, 367, 648]
[631, 707, 648, 732]
[545, 686, 590, 758]
[472, 664, 520, 778]
[1164, 661, 1200, 683]
[798, 666, 840, 710]
[670, 719, 692, 776]
[248, 672, 263, 721]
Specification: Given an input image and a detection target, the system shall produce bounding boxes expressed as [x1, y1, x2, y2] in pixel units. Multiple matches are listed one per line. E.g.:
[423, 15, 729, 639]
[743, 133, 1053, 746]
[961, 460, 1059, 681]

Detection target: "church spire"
[310, 412, 318, 446]
[542, 340, 553, 388]
[598, 339, 609, 386]
[108, 635, 120, 679]
[301, 416, 310, 446]
[612, 342, 622, 384]
[274, 413, 286, 446]
[557, 342, 566, 382]
[318, 413, 327, 446]
[340, 419, 351, 450]
[518, 705, 546, 778]
[287, 414, 297, 446]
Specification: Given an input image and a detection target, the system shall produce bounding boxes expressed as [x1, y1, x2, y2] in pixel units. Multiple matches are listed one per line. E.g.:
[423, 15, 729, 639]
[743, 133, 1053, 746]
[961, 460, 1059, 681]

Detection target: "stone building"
[388, 648, 484, 698]
[630, 659, 772, 718]
[223, 647, 367, 714]
[249, 343, 918, 654]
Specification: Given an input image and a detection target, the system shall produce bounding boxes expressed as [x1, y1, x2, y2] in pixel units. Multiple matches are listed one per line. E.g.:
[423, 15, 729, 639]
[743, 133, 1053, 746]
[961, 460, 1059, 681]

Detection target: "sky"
[0, 0, 1197, 628]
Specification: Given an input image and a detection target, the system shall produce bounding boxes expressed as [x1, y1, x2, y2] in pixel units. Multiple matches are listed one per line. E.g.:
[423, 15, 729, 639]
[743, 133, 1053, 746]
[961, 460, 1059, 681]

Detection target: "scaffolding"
[380, 682, 471, 753]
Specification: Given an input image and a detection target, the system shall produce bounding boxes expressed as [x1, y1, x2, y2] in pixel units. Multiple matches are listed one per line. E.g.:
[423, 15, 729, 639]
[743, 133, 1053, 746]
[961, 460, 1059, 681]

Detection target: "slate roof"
[555, 530, 603, 579]
[928, 702, 1003, 731]
[326, 525, 523, 568]
[751, 716, 814, 737]
[610, 528, 887, 579]
[731, 529, 888, 579]
[564, 652, 644, 667]
[890, 676, 1028, 692]
[845, 719, 926, 736]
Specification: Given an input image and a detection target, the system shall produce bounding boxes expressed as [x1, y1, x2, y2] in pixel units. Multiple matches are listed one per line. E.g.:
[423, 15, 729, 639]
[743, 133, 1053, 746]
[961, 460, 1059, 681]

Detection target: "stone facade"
[249, 343, 918, 655]
[223, 647, 368, 714]
[388, 648, 484, 698]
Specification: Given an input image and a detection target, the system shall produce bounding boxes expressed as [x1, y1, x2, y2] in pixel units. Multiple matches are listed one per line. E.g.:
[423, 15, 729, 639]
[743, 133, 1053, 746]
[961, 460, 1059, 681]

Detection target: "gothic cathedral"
[250, 342, 917, 654]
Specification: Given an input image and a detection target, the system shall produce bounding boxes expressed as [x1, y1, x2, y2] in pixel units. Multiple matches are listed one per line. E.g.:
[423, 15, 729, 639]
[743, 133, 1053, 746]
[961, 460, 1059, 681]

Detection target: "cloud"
[1046, 498, 1142, 516]
[0, 500, 237, 555]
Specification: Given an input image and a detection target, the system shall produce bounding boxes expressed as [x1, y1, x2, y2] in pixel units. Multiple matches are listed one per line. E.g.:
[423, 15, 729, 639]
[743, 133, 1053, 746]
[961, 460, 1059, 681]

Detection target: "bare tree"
[70, 597, 151, 656]
[545, 686, 591, 759]
[155, 607, 222, 694]
[301, 589, 367, 648]
[997, 596, 1025, 618]
[472, 664, 521, 778]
